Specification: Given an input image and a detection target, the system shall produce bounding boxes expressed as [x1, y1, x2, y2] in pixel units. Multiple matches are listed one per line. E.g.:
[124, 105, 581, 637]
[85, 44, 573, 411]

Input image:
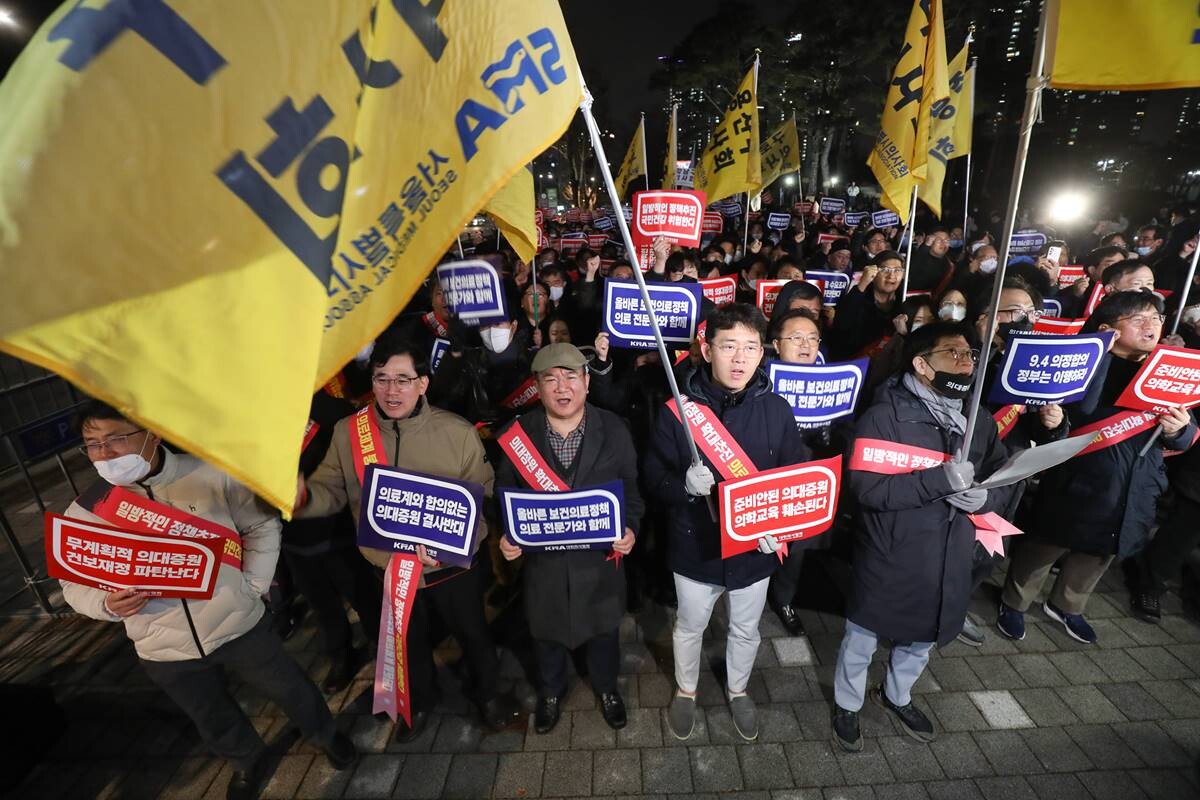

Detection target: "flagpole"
[961, 42, 977, 245]
[742, 53, 761, 258]
[900, 185, 919, 297]
[580, 84, 703, 468]
[1170, 242, 1200, 335]
[960, 0, 1052, 461]
[640, 112, 650, 191]
[743, 192, 751, 257]
[792, 110, 802, 208]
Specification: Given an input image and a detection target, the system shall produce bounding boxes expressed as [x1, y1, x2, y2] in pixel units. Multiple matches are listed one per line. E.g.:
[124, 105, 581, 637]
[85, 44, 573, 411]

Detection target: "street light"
[0, 7, 19, 29]
[783, 176, 795, 186]
[829, 176, 840, 187]
[1047, 191, 1088, 223]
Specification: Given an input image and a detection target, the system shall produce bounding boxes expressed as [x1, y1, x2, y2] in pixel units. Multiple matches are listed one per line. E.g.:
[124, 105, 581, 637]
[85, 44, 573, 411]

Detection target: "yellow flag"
[662, 104, 678, 190]
[759, 117, 802, 191]
[0, 2, 581, 513]
[486, 167, 537, 265]
[918, 42, 973, 219]
[615, 114, 648, 199]
[695, 59, 762, 203]
[866, 0, 950, 225]
[1048, 0, 1200, 90]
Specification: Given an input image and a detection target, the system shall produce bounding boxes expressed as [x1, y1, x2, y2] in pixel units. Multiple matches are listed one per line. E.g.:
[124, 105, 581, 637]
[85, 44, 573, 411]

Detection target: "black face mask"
[931, 370, 974, 400]
[997, 319, 1034, 340]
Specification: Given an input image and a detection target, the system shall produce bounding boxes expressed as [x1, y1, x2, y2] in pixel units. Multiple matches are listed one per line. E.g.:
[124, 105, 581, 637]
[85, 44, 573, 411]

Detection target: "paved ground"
[3, 538, 1200, 800]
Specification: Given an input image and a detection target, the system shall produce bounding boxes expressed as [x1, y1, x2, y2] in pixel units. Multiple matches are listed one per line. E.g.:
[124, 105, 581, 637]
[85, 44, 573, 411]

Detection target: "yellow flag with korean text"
[866, 0, 950, 225]
[615, 114, 648, 199]
[695, 59, 762, 203]
[1047, 0, 1200, 90]
[0, 2, 581, 513]
[485, 167, 537, 265]
[759, 117, 801, 191]
[918, 42, 973, 219]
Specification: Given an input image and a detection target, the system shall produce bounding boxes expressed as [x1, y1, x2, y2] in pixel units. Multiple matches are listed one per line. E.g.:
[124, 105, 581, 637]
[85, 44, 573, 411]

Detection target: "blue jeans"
[833, 619, 933, 712]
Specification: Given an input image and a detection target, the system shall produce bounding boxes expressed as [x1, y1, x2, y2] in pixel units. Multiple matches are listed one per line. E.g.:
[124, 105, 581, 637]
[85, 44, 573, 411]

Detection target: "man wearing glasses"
[644, 303, 811, 743]
[61, 401, 357, 800]
[297, 334, 521, 742]
[831, 250, 906, 359]
[832, 322, 1018, 752]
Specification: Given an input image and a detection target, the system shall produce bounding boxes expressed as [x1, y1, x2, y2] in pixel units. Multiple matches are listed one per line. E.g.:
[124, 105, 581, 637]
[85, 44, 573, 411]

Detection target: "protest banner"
[565, 208, 583, 223]
[357, 466, 484, 568]
[768, 359, 868, 428]
[1009, 230, 1048, 256]
[819, 197, 846, 215]
[430, 338, 450, 375]
[1116, 345, 1200, 414]
[987, 331, 1113, 406]
[1056, 264, 1086, 287]
[559, 237, 585, 256]
[593, 215, 615, 231]
[500, 481, 625, 552]
[1032, 316, 1088, 335]
[844, 211, 869, 227]
[603, 280, 701, 348]
[871, 209, 901, 228]
[436, 260, 506, 326]
[373, 552, 422, 726]
[701, 211, 724, 234]
[718, 456, 842, 558]
[804, 270, 854, 306]
[816, 233, 845, 246]
[45, 513, 221, 599]
[700, 276, 738, 306]
[756, 279, 790, 317]
[798, 201, 815, 214]
[1042, 298, 1063, 318]
[632, 190, 707, 249]
[717, 199, 744, 217]
[588, 234, 608, 250]
[621, 206, 634, 222]
[694, 59, 762, 203]
[766, 212, 792, 231]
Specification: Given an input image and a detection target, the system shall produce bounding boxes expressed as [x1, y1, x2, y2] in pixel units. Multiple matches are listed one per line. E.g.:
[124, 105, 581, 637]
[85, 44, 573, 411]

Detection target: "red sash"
[848, 438, 949, 474]
[373, 553, 422, 726]
[302, 419, 320, 453]
[1069, 410, 1158, 457]
[349, 405, 386, 485]
[501, 376, 540, 410]
[421, 311, 449, 338]
[993, 405, 1023, 441]
[666, 398, 758, 479]
[324, 373, 347, 399]
[90, 486, 243, 571]
[498, 420, 570, 491]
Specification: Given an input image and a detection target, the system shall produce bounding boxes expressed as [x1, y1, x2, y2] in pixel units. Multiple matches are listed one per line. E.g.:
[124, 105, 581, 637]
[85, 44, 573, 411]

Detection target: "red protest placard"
[632, 190, 707, 247]
[1032, 316, 1087, 335]
[718, 457, 842, 558]
[587, 234, 607, 250]
[1057, 264, 1086, 288]
[700, 276, 737, 306]
[816, 233, 843, 246]
[534, 209, 544, 227]
[756, 279, 789, 316]
[702, 211, 724, 234]
[45, 513, 222, 599]
[1116, 345, 1200, 413]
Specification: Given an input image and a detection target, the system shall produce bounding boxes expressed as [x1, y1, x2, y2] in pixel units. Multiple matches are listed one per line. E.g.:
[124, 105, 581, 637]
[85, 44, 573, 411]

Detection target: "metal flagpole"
[640, 111, 650, 191]
[900, 185, 919, 297]
[1170, 241, 1200, 335]
[960, 0, 1052, 460]
[580, 84, 702, 468]
[961, 51, 977, 244]
[793, 110, 802, 208]
[456, 235, 465, 258]
[742, 192, 751, 257]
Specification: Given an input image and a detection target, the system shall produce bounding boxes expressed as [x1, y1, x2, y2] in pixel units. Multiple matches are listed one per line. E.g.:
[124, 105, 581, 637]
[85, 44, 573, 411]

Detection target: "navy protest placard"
[768, 359, 868, 428]
[871, 209, 900, 228]
[603, 279, 701, 349]
[436, 259, 506, 326]
[501, 481, 625, 552]
[987, 332, 1114, 406]
[357, 466, 485, 568]
[767, 212, 791, 230]
[819, 197, 846, 215]
[804, 270, 854, 306]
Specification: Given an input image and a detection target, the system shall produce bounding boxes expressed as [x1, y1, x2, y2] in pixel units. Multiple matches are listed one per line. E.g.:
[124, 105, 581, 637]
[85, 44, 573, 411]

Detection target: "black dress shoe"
[226, 755, 270, 800]
[322, 732, 359, 771]
[321, 648, 364, 694]
[480, 693, 522, 731]
[534, 694, 564, 734]
[599, 692, 627, 730]
[393, 710, 430, 743]
[772, 602, 806, 637]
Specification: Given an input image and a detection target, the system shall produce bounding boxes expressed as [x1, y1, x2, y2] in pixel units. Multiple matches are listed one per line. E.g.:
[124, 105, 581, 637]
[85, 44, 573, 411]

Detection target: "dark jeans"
[140, 614, 336, 771]
[285, 546, 382, 654]
[534, 628, 620, 698]
[407, 560, 500, 712]
[1139, 494, 1200, 596]
[769, 547, 807, 608]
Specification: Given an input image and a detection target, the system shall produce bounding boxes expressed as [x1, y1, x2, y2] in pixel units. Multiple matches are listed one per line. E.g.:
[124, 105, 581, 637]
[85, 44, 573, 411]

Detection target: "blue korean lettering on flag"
[603, 279, 701, 349]
[430, 338, 450, 375]
[987, 332, 1115, 406]
[804, 270, 853, 306]
[358, 466, 485, 568]
[871, 209, 901, 228]
[819, 197, 846, 215]
[501, 481, 625, 552]
[767, 212, 792, 230]
[844, 211, 869, 227]
[768, 358, 868, 428]
[436, 260, 507, 326]
[1008, 230, 1048, 257]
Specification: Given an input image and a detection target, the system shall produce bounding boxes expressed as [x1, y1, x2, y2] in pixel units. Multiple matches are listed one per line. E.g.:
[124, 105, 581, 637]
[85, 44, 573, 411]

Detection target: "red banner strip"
[667, 397, 758, 480]
[373, 553, 423, 727]
[848, 438, 950, 474]
[91, 486, 242, 571]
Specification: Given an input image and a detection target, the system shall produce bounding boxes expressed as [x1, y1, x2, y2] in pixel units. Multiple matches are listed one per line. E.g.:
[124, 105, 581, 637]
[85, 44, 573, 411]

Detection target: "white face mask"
[724, 253, 733, 264]
[979, 257, 998, 274]
[939, 304, 967, 322]
[548, 285, 564, 302]
[94, 437, 153, 486]
[480, 326, 512, 353]
[1136, 245, 1153, 257]
[746, 277, 759, 290]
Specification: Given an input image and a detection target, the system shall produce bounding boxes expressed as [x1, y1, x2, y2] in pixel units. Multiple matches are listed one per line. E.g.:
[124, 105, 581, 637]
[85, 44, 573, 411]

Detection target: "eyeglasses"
[878, 267, 905, 276]
[777, 334, 821, 346]
[373, 375, 422, 389]
[998, 306, 1042, 323]
[78, 429, 145, 456]
[923, 347, 980, 364]
[713, 342, 764, 356]
[1116, 313, 1166, 329]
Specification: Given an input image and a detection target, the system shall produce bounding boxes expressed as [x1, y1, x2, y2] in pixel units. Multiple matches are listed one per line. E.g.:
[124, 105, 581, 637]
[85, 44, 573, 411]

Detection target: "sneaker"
[667, 693, 696, 740]
[1132, 591, 1163, 625]
[728, 694, 758, 741]
[831, 706, 862, 752]
[956, 614, 986, 647]
[1042, 601, 1097, 644]
[871, 686, 935, 743]
[996, 601, 1026, 641]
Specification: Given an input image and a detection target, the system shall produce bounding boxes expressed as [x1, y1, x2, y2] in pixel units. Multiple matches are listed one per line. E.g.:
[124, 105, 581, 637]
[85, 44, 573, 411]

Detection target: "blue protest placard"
[844, 211, 869, 227]
[819, 197, 846, 215]
[436, 259, 506, 326]
[871, 209, 900, 228]
[593, 214, 615, 231]
[603, 279, 701, 349]
[357, 466, 485, 568]
[987, 332, 1114, 406]
[501, 481, 625, 552]
[804, 270, 854, 306]
[767, 212, 791, 230]
[1042, 298, 1063, 318]
[768, 358, 868, 428]
[717, 199, 743, 217]
[430, 338, 450, 375]
[1008, 230, 1048, 257]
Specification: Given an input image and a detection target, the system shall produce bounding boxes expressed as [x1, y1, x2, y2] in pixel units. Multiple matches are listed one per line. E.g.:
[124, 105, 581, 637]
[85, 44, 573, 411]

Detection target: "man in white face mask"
[60, 402, 356, 799]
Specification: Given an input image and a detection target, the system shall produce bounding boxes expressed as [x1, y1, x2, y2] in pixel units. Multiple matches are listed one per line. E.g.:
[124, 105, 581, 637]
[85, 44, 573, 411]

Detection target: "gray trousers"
[1001, 540, 1114, 615]
[833, 619, 933, 712]
[672, 573, 770, 695]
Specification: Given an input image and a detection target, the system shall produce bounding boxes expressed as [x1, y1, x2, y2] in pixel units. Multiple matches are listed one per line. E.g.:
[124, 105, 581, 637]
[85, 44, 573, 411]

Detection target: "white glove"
[943, 460, 976, 492]
[685, 463, 716, 497]
[946, 487, 987, 513]
[756, 534, 781, 554]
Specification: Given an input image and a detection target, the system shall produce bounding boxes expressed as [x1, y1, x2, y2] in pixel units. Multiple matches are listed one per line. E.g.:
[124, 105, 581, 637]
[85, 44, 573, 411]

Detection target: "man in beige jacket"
[60, 401, 355, 800]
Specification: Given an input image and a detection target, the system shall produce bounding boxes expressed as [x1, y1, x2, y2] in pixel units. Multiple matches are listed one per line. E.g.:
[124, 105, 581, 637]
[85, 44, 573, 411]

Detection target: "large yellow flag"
[695, 59, 762, 203]
[1047, 0, 1200, 90]
[662, 104, 678, 190]
[614, 114, 648, 199]
[918, 42, 973, 219]
[0, 2, 581, 512]
[486, 167, 537, 265]
[866, 0, 950, 225]
[759, 117, 802, 191]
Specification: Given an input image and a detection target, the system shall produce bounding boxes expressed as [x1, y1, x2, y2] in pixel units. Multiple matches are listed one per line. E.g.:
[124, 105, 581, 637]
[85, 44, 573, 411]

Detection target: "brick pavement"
[3, 557, 1200, 799]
